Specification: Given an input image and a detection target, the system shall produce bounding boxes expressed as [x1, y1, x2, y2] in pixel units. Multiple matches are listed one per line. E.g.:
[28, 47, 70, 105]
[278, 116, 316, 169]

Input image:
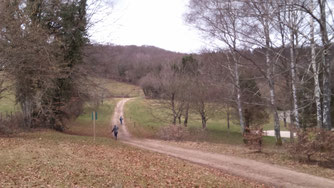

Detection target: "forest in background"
[85, 43, 334, 128]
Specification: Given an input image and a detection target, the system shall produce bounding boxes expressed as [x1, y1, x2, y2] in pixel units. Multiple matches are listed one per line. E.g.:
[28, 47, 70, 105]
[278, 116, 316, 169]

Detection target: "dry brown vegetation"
[0, 130, 264, 187]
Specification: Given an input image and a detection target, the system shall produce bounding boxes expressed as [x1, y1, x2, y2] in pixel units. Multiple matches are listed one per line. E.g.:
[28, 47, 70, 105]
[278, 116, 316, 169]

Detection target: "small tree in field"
[177, 55, 199, 126]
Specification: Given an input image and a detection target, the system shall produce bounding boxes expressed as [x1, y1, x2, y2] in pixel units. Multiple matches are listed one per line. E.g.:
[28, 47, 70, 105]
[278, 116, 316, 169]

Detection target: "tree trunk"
[172, 116, 176, 125]
[227, 106, 230, 130]
[183, 102, 189, 127]
[171, 93, 177, 125]
[21, 99, 33, 128]
[289, 110, 295, 141]
[319, 0, 332, 130]
[290, 127, 294, 142]
[199, 101, 207, 129]
[309, 1, 322, 128]
[289, 16, 300, 128]
[264, 17, 282, 145]
[235, 61, 245, 134]
[201, 113, 207, 129]
[283, 111, 287, 128]
[269, 70, 282, 145]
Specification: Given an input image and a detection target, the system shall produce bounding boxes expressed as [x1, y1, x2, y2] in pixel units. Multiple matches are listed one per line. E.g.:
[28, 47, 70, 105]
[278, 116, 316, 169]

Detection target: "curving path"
[111, 98, 334, 188]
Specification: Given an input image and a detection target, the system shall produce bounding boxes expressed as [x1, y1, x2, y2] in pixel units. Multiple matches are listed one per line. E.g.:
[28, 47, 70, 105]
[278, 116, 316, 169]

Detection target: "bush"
[0, 123, 12, 135]
[0, 113, 24, 135]
[288, 128, 334, 163]
[243, 127, 263, 152]
[157, 124, 189, 141]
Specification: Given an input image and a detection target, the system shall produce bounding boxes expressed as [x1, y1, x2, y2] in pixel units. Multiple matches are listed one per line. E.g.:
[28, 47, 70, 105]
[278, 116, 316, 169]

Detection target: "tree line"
[184, 0, 334, 145]
[84, 44, 184, 83]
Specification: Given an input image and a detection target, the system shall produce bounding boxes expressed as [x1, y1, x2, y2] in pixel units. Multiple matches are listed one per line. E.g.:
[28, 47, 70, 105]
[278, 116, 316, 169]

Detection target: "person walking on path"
[111, 125, 119, 140]
[119, 116, 123, 125]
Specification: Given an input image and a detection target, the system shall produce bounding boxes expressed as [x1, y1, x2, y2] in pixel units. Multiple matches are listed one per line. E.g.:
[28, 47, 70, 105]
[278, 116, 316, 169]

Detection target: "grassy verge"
[0, 130, 261, 187]
[124, 98, 162, 138]
[124, 98, 277, 146]
[66, 78, 144, 137]
[66, 98, 119, 138]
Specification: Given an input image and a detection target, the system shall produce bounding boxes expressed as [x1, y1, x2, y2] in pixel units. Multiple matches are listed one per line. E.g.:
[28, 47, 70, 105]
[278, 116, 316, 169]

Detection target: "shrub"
[0, 123, 12, 135]
[288, 128, 334, 163]
[243, 126, 263, 152]
[187, 127, 208, 141]
[0, 113, 24, 135]
[157, 124, 189, 141]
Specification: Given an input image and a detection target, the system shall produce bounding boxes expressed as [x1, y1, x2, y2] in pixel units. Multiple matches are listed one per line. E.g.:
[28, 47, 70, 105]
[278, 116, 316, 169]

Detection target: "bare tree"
[0, 0, 91, 130]
[308, 0, 322, 128]
[185, 0, 246, 133]
[158, 63, 185, 125]
[287, 1, 301, 128]
[294, 0, 334, 129]
[189, 74, 216, 129]
[317, 0, 332, 130]
[186, 0, 284, 144]
[246, 0, 283, 144]
[0, 0, 61, 127]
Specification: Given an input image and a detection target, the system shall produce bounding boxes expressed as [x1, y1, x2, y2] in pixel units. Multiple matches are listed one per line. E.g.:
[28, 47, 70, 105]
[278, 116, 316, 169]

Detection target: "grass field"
[66, 98, 119, 137]
[0, 130, 260, 187]
[0, 91, 18, 114]
[124, 97, 278, 146]
[66, 78, 143, 137]
[100, 78, 144, 98]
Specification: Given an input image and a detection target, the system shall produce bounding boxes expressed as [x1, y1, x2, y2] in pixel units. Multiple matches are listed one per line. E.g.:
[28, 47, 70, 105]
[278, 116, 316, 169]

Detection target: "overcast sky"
[88, 0, 206, 53]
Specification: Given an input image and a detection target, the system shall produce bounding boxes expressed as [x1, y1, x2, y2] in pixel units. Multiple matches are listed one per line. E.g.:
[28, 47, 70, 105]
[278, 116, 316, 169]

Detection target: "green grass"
[0, 91, 18, 113]
[124, 97, 279, 146]
[263, 114, 289, 131]
[100, 78, 144, 98]
[66, 98, 119, 137]
[124, 98, 168, 138]
[0, 74, 19, 113]
[66, 79, 143, 137]
[0, 77, 143, 114]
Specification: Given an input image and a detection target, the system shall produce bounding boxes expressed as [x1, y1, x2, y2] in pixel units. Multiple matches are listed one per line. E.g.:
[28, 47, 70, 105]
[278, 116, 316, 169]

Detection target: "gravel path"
[111, 98, 334, 188]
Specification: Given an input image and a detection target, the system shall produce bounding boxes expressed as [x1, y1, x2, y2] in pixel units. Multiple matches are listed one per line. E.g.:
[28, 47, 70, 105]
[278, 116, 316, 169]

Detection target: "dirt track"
[112, 98, 334, 188]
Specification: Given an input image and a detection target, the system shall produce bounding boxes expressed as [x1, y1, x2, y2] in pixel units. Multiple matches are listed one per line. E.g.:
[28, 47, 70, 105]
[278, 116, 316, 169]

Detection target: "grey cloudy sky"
[88, 0, 206, 53]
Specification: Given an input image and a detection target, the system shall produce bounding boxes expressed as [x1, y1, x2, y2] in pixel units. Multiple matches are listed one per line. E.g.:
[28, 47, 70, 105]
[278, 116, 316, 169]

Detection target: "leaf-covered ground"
[0, 130, 264, 187]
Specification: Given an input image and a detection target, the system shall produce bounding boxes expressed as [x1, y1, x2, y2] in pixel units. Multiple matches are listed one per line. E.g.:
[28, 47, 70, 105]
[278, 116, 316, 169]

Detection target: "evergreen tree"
[0, 0, 88, 130]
